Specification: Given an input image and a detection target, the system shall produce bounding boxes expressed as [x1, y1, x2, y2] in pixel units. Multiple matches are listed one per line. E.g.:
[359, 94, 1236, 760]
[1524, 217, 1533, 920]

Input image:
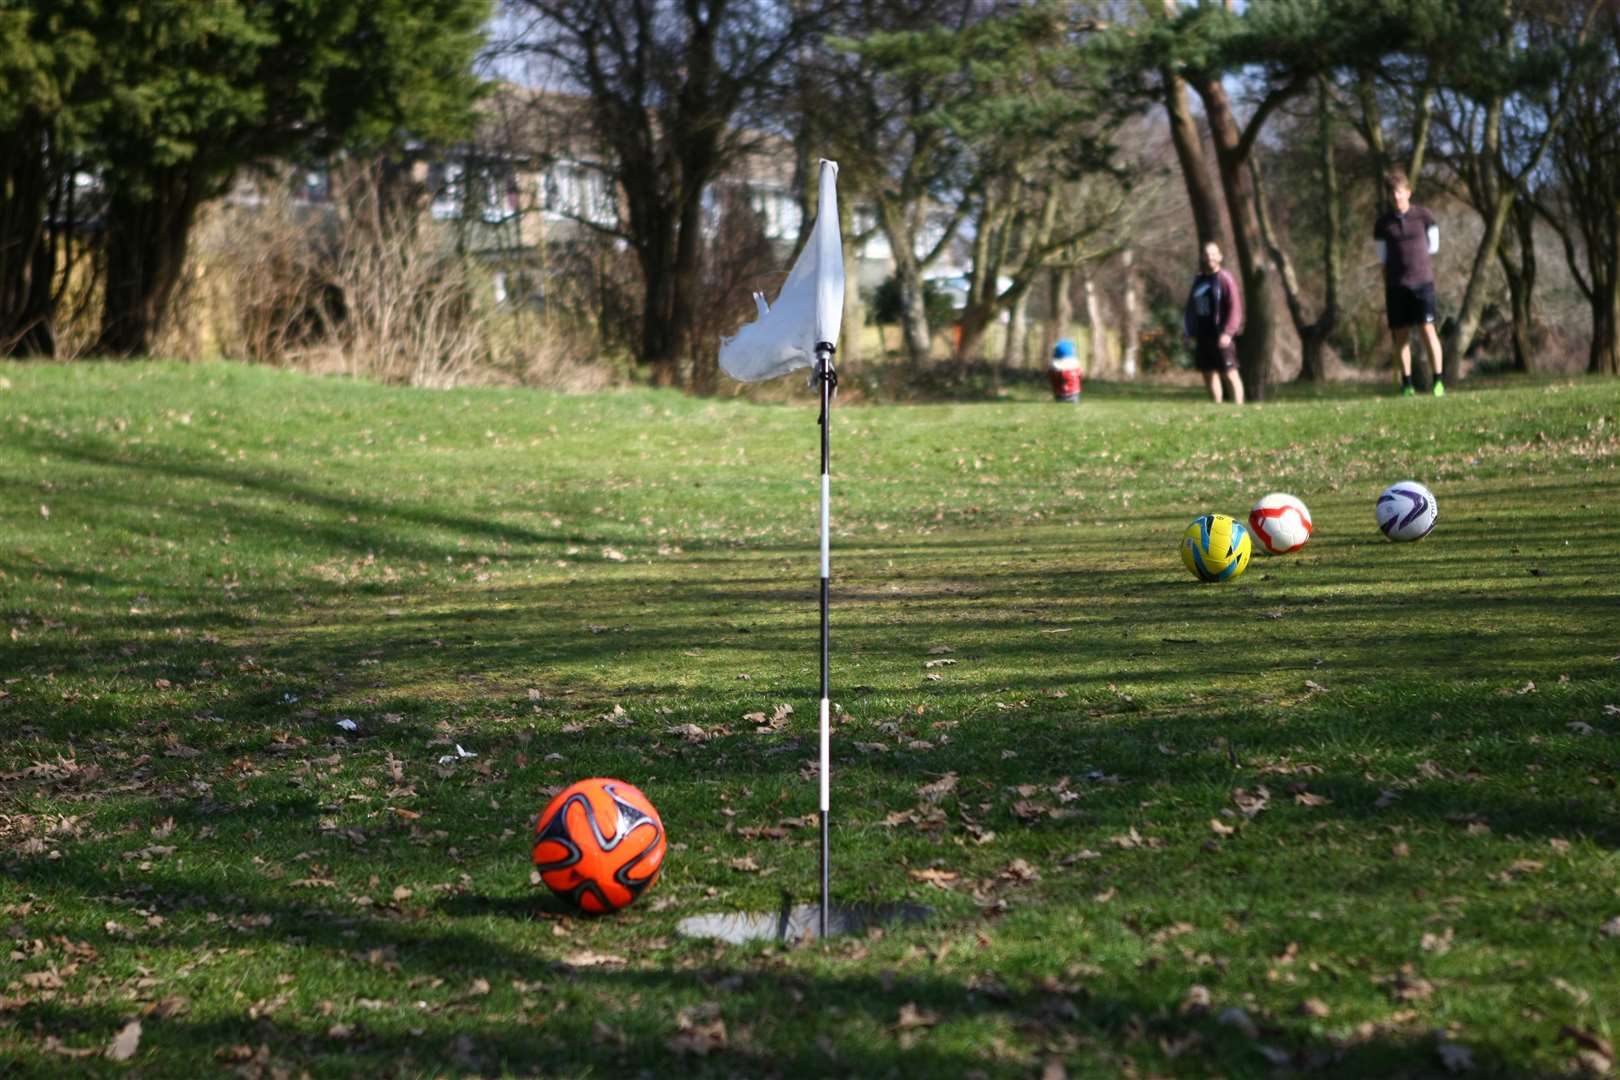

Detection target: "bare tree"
[1253, 76, 1344, 382]
[1538, 0, 1620, 374]
[504, 0, 829, 386]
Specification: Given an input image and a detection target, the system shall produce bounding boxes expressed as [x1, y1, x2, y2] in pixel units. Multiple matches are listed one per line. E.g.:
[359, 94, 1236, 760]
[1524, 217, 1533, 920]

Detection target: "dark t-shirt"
[1373, 205, 1437, 288]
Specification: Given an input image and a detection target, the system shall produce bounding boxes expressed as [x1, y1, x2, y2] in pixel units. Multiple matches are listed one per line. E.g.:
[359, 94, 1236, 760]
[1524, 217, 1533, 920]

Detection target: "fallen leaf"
[999, 858, 1039, 883]
[561, 949, 625, 968]
[894, 1002, 939, 1030]
[1208, 818, 1235, 837]
[666, 723, 708, 742]
[728, 856, 761, 873]
[107, 1020, 142, 1062]
[1386, 965, 1434, 1001]
[668, 1006, 727, 1056]
[916, 773, 958, 802]
[1232, 786, 1270, 817]
[1552, 976, 1591, 1006]
[1011, 800, 1053, 822]
[908, 867, 959, 887]
[1599, 915, 1620, 938]
[1297, 997, 1331, 1019]
[1420, 927, 1454, 954]
[1560, 1026, 1615, 1062]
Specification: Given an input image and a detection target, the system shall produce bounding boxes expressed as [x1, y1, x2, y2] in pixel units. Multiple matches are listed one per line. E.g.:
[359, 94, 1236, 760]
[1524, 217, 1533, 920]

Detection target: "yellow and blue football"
[1181, 513, 1252, 583]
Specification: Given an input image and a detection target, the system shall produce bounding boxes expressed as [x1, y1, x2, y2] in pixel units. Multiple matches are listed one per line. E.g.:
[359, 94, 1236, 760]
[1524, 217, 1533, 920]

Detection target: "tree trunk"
[1, 126, 55, 356]
[669, 187, 708, 389]
[1497, 198, 1537, 372]
[1120, 247, 1140, 378]
[1043, 266, 1073, 365]
[1254, 76, 1340, 383]
[838, 189, 863, 367]
[1445, 188, 1514, 382]
[877, 197, 932, 363]
[1356, 74, 1433, 209]
[954, 301, 994, 364]
[1194, 76, 1275, 401]
[637, 213, 680, 385]
[1083, 268, 1109, 376]
[1591, 267, 1619, 375]
[1159, 0, 1226, 248]
[1162, 67, 1227, 249]
[1002, 289, 1029, 371]
[955, 183, 1006, 365]
[96, 167, 205, 357]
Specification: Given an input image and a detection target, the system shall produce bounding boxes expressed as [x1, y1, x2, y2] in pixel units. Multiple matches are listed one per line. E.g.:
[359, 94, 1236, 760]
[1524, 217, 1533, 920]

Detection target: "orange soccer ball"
[532, 778, 666, 913]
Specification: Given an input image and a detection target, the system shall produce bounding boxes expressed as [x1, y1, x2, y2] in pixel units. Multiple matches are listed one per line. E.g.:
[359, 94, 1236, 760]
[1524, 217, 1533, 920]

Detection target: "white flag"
[720, 159, 845, 383]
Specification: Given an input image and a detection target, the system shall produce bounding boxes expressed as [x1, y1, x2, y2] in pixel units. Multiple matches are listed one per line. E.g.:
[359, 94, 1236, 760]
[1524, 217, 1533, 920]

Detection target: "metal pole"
[815, 342, 835, 939]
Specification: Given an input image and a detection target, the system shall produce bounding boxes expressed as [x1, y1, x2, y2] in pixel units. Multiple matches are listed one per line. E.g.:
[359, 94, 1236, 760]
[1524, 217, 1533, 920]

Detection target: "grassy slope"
[2, 361, 1619, 1078]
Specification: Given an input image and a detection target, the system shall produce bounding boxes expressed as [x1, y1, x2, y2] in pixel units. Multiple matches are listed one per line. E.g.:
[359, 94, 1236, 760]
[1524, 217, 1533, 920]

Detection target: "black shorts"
[1194, 337, 1238, 373]
[1385, 282, 1437, 330]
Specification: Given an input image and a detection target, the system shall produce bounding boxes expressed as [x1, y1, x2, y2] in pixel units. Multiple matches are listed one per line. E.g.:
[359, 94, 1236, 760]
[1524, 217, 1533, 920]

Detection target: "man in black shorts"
[1373, 170, 1445, 397]
[1182, 241, 1245, 404]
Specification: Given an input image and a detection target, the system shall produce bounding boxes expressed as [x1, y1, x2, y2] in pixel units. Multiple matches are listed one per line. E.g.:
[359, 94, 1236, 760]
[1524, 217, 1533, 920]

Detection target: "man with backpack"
[1183, 241, 1245, 405]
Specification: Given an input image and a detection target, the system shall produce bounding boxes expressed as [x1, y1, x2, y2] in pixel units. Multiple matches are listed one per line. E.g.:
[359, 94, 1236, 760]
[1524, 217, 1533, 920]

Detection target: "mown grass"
[2, 360, 1619, 1079]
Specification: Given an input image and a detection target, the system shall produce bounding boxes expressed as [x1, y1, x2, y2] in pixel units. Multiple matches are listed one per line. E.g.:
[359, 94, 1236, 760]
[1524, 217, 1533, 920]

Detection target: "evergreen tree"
[90, 0, 489, 357]
[0, 2, 99, 356]
[2, 0, 488, 357]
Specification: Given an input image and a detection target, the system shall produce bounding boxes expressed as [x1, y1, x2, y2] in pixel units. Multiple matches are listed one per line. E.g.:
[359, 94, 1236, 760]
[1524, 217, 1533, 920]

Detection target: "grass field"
[2, 361, 1619, 1078]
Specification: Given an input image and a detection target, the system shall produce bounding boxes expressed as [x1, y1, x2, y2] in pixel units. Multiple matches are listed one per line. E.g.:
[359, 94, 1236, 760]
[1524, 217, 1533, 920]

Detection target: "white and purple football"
[1376, 481, 1438, 542]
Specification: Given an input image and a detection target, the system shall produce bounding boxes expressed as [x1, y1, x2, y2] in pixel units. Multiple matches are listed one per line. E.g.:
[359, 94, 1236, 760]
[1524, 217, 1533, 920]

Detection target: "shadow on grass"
[4, 837, 1514, 1080]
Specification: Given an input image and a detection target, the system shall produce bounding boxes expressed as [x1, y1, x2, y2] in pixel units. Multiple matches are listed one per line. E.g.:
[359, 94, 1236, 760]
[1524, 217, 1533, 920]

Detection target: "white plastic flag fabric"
[719, 159, 844, 382]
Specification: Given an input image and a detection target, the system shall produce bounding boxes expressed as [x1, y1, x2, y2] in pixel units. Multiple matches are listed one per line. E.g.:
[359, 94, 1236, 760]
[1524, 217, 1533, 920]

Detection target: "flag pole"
[815, 340, 836, 939]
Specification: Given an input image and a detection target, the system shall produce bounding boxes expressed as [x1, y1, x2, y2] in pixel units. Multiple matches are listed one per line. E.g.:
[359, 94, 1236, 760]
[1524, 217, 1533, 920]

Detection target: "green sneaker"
[1401, 385, 1416, 397]
[1432, 380, 1446, 397]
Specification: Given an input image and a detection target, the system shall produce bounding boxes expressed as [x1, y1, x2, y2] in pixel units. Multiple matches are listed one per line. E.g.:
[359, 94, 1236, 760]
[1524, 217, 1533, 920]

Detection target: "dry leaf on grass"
[894, 1002, 939, 1030]
[1232, 786, 1270, 817]
[107, 1019, 142, 1062]
[561, 949, 626, 968]
[1560, 1026, 1615, 1063]
[668, 1008, 727, 1056]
